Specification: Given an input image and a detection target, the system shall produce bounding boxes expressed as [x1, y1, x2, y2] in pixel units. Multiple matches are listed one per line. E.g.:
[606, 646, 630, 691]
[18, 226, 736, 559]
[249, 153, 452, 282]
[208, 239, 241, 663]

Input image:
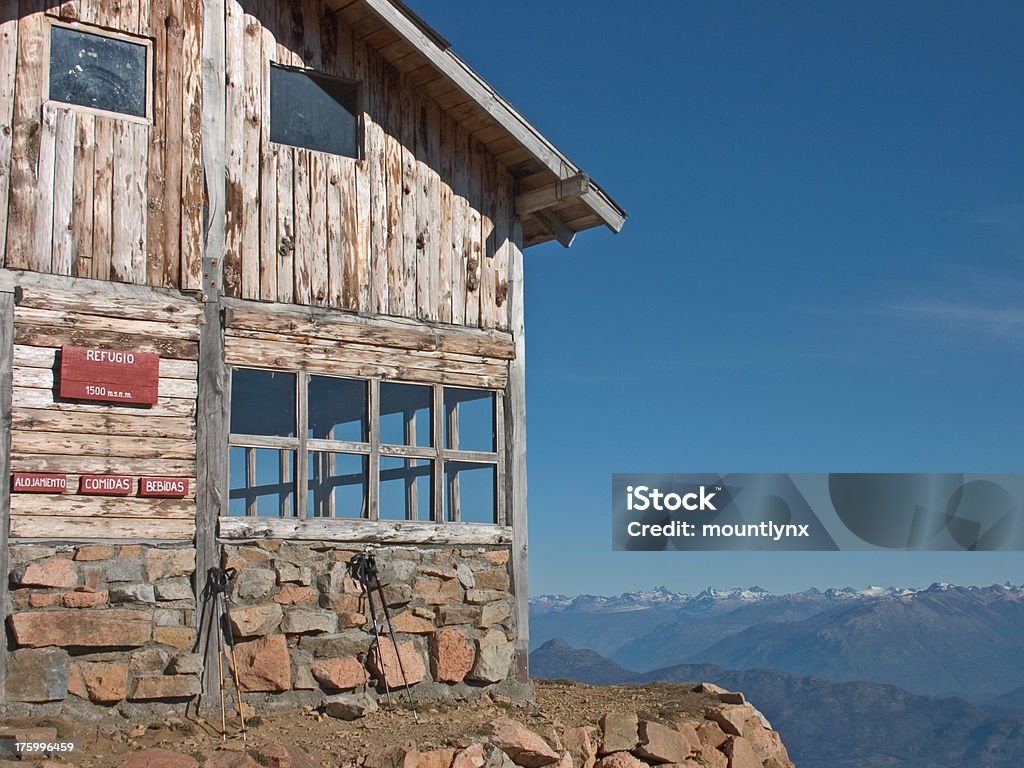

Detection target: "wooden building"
[0, 0, 624, 710]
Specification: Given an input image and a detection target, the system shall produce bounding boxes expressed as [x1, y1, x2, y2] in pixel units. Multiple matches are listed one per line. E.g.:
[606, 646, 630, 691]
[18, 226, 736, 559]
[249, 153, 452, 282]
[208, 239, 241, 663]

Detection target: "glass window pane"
[380, 383, 432, 447]
[228, 447, 296, 517]
[308, 452, 367, 518]
[444, 388, 495, 452]
[230, 369, 295, 437]
[445, 462, 496, 524]
[308, 376, 367, 442]
[270, 64, 358, 157]
[380, 457, 432, 521]
[49, 25, 147, 118]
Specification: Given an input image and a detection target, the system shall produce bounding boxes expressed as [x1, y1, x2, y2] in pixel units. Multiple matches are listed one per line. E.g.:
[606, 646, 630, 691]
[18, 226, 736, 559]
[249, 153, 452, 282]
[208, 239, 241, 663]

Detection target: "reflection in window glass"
[444, 388, 495, 452]
[380, 383, 431, 447]
[308, 376, 366, 442]
[270, 64, 358, 157]
[228, 447, 296, 517]
[380, 457, 432, 520]
[230, 369, 295, 437]
[308, 452, 367, 518]
[49, 25, 148, 118]
[444, 462, 496, 524]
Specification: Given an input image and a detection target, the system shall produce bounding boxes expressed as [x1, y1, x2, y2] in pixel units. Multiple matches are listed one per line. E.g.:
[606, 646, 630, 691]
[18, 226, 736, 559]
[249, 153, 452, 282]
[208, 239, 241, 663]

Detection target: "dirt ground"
[0, 680, 717, 768]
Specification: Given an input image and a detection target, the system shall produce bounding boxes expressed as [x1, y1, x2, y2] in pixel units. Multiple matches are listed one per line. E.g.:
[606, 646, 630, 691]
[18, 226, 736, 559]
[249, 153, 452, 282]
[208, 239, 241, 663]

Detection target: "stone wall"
[220, 541, 521, 711]
[5, 543, 199, 711]
[3, 540, 521, 715]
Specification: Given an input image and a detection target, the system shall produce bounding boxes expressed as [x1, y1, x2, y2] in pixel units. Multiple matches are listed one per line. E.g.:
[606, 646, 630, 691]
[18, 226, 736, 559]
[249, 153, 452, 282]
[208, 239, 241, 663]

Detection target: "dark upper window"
[269, 64, 359, 158]
[48, 24, 148, 119]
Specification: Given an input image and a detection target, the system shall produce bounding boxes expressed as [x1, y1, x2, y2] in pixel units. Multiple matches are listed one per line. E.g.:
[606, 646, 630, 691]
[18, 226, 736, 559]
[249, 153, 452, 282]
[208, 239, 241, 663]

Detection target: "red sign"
[12, 474, 67, 493]
[59, 346, 159, 405]
[79, 475, 134, 496]
[139, 477, 189, 498]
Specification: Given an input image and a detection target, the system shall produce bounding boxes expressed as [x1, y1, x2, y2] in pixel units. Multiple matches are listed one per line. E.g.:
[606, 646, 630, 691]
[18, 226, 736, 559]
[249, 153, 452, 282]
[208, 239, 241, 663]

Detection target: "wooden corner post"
[195, 0, 228, 706]
[0, 286, 14, 705]
[505, 221, 529, 682]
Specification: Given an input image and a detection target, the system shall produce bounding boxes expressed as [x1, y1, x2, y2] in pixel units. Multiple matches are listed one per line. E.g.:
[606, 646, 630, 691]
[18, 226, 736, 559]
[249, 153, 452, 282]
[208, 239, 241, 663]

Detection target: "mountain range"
[531, 583, 1024, 702]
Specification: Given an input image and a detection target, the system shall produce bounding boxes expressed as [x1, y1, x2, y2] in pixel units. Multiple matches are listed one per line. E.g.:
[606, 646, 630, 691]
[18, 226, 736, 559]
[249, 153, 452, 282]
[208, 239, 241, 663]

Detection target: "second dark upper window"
[269, 64, 359, 158]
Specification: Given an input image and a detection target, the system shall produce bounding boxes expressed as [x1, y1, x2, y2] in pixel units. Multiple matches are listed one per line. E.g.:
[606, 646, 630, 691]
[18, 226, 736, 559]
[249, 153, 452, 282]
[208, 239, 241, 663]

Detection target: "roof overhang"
[327, 0, 627, 248]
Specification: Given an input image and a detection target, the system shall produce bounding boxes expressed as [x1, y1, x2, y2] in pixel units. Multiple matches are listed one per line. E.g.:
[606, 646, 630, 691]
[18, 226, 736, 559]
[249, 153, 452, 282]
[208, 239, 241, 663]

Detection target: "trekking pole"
[216, 568, 247, 742]
[201, 569, 228, 739]
[207, 567, 247, 741]
[349, 554, 393, 709]
[366, 554, 418, 721]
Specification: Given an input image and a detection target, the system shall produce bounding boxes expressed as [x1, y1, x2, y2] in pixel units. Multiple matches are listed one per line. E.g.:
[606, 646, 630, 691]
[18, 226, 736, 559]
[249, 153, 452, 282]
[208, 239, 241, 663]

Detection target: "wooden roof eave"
[334, 0, 627, 247]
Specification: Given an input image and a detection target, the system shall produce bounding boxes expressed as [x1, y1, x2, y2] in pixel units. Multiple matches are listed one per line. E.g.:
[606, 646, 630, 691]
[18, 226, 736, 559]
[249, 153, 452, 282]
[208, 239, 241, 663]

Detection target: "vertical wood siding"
[2, 0, 514, 331]
[224, 0, 513, 330]
[0, 0, 203, 289]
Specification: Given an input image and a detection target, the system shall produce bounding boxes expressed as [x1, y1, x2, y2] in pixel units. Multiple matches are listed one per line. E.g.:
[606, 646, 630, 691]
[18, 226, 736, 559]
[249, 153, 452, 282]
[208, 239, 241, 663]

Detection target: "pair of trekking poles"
[200, 550, 416, 737]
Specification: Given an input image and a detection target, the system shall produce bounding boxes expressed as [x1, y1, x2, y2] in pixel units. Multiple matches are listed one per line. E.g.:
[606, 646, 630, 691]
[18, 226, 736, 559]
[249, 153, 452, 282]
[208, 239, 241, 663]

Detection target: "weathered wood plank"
[31, 104, 57, 273]
[308, 152, 329, 306]
[128, 123, 149, 283]
[292, 149, 313, 305]
[51, 108, 76, 276]
[12, 365, 198, 399]
[464, 139, 482, 327]
[10, 495, 195, 519]
[15, 282, 205, 322]
[413, 92, 431, 321]
[91, 118, 115, 280]
[14, 306, 201, 340]
[163, 0, 185, 288]
[226, 341, 507, 390]
[480, 151, 497, 329]
[383, 62, 404, 316]
[223, 299, 515, 358]
[352, 37, 371, 313]
[241, 12, 262, 300]
[339, 156, 359, 310]
[276, 148, 296, 303]
[12, 386, 196, 418]
[12, 407, 195, 440]
[71, 113, 95, 278]
[4, 0, 45, 270]
[11, 431, 196, 459]
[14, 344, 198, 379]
[0, 3, 18, 269]
[325, 156, 344, 307]
[146, 0, 168, 286]
[0, 290, 13, 702]
[438, 113, 454, 324]
[425, 99, 441, 323]
[13, 327, 199, 361]
[10, 516, 195, 540]
[493, 164, 512, 332]
[258, 26, 278, 301]
[505, 218, 529, 681]
[366, 49, 388, 314]
[180, 0, 204, 290]
[223, 0, 245, 298]
[450, 123, 468, 326]
[399, 76, 418, 316]
[11, 453, 196, 475]
[110, 121, 134, 282]
[218, 516, 512, 545]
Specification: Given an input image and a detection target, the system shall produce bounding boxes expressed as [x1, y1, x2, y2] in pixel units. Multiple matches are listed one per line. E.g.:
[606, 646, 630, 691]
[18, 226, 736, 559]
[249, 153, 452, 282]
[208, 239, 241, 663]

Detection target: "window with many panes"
[227, 369, 502, 524]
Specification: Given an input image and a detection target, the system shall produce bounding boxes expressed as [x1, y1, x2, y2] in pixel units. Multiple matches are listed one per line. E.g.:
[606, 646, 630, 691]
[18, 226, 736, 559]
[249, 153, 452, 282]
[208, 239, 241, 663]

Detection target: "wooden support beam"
[218, 516, 512, 545]
[505, 220, 529, 682]
[196, 0, 228, 709]
[514, 173, 589, 216]
[0, 291, 14, 705]
[530, 210, 576, 249]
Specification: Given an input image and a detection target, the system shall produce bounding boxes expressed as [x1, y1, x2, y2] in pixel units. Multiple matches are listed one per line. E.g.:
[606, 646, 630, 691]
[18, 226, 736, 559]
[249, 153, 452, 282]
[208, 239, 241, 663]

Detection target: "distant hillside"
[530, 639, 1024, 768]
[532, 583, 1024, 700]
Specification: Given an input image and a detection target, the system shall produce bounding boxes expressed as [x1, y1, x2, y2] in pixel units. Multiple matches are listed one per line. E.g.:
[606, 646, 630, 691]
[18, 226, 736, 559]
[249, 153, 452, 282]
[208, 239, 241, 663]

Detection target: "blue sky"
[406, 1, 1024, 595]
